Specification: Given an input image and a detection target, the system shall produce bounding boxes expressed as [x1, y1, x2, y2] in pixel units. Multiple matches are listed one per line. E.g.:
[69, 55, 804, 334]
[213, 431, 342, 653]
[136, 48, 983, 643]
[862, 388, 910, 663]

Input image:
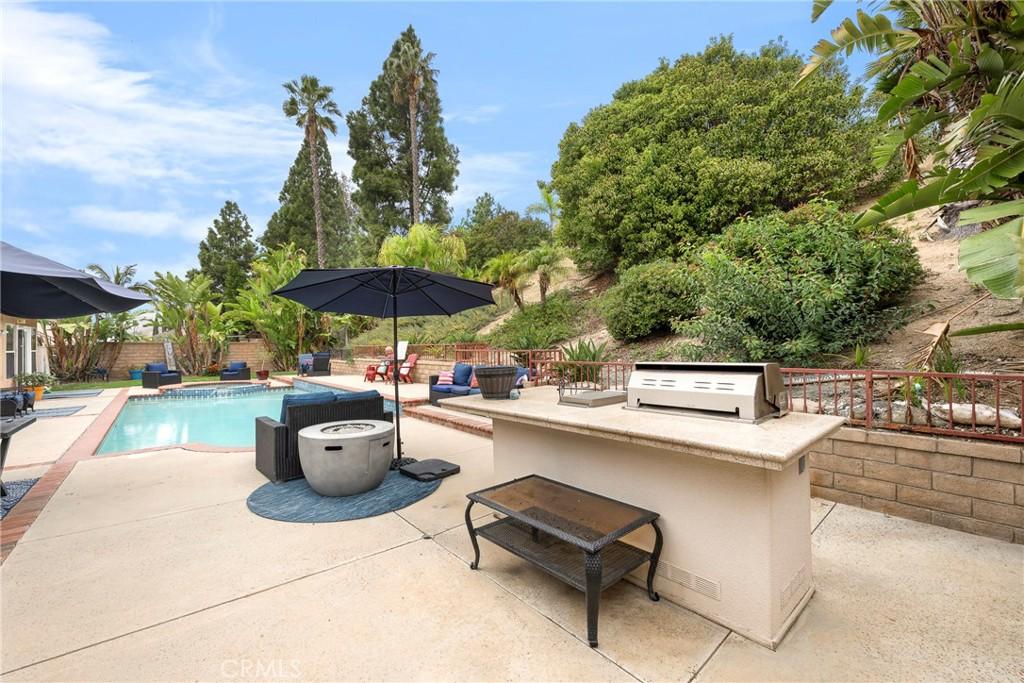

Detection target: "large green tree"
[347, 26, 459, 260]
[551, 37, 892, 273]
[455, 193, 550, 269]
[262, 135, 356, 267]
[282, 74, 342, 268]
[196, 201, 257, 303]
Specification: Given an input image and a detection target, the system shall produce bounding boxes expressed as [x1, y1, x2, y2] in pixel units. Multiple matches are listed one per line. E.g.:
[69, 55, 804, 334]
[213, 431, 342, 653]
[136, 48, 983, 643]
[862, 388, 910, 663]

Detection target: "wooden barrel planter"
[474, 366, 517, 400]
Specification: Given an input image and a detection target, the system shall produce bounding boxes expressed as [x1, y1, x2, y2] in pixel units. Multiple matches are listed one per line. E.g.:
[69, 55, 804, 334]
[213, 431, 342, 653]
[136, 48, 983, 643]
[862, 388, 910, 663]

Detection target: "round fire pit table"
[297, 420, 395, 496]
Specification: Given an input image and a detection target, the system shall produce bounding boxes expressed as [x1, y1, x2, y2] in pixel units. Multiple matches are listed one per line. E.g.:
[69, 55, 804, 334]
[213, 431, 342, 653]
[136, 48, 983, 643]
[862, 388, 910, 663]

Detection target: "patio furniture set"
[428, 362, 530, 406]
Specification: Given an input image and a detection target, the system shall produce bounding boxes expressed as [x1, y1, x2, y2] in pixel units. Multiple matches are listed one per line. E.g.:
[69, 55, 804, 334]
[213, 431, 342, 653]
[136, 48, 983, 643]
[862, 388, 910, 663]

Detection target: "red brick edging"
[1, 389, 130, 562]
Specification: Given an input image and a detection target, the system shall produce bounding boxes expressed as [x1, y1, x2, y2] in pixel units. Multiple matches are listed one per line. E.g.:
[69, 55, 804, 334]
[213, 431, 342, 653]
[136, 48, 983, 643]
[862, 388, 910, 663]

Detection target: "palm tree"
[377, 223, 467, 274]
[521, 245, 569, 305]
[482, 252, 528, 311]
[282, 75, 342, 268]
[385, 35, 436, 226]
[85, 263, 140, 288]
[526, 181, 561, 231]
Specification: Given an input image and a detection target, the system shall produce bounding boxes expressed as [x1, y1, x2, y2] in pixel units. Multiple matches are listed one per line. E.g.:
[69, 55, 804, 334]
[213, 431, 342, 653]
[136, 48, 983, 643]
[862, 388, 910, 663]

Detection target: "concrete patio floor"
[1, 418, 1022, 681]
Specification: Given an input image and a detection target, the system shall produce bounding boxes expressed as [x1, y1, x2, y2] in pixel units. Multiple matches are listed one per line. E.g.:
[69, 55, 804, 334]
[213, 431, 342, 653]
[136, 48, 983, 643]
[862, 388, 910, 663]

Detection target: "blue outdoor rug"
[33, 406, 85, 418]
[1, 479, 39, 519]
[247, 470, 441, 523]
[42, 390, 102, 400]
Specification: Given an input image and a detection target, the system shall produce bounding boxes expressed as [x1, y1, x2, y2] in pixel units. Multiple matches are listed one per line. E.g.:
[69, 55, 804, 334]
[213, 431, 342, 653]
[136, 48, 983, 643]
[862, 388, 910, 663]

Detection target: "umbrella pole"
[392, 302, 402, 466]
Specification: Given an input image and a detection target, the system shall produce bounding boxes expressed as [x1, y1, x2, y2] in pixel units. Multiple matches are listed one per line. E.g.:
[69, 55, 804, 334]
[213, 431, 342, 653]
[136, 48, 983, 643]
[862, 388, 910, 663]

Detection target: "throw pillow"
[436, 371, 454, 385]
[470, 373, 479, 388]
[452, 362, 473, 386]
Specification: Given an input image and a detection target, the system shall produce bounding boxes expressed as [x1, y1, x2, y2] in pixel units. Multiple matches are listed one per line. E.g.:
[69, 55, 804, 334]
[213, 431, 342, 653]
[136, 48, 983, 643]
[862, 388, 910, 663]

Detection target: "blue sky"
[1, 1, 868, 280]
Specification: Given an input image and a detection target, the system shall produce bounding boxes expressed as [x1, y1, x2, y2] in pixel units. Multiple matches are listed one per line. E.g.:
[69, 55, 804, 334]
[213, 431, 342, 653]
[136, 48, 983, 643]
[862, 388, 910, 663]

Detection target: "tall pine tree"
[262, 135, 356, 267]
[347, 26, 458, 262]
[196, 201, 257, 303]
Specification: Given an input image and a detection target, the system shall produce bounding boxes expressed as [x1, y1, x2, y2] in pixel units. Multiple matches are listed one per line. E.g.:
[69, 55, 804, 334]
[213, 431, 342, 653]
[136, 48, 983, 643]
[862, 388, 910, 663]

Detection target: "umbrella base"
[390, 456, 417, 471]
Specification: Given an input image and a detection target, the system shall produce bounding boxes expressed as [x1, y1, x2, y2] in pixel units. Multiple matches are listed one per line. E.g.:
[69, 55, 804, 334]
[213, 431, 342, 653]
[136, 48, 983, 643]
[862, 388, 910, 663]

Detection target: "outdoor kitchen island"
[443, 385, 845, 649]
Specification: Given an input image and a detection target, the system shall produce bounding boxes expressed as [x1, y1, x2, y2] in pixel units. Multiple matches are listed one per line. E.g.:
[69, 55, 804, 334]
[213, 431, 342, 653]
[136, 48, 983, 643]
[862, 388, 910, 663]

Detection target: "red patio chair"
[363, 364, 378, 382]
[398, 354, 419, 384]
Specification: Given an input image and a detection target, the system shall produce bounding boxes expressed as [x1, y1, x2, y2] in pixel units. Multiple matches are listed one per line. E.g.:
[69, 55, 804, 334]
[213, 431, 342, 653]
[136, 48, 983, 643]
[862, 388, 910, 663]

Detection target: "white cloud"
[445, 104, 503, 125]
[71, 205, 209, 240]
[1, 4, 301, 187]
[451, 151, 535, 213]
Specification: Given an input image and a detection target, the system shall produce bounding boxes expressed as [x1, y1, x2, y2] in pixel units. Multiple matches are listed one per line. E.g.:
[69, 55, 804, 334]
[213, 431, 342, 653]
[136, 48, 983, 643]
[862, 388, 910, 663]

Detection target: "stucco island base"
[443, 387, 845, 649]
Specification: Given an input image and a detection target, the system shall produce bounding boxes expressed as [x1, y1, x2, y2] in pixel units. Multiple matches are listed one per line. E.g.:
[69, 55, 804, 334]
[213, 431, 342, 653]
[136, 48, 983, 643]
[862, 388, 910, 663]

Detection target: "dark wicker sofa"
[142, 363, 182, 389]
[220, 361, 251, 381]
[255, 390, 392, 482]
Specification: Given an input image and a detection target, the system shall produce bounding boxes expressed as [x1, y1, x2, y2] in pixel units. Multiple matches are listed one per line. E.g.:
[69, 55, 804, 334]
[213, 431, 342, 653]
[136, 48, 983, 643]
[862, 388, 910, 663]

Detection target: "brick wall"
[810, 427, 1024, 544]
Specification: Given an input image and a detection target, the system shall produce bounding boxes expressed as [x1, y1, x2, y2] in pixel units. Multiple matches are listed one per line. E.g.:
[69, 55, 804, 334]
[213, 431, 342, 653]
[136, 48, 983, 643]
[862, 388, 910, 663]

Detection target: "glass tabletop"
[469, 475, 657, 550]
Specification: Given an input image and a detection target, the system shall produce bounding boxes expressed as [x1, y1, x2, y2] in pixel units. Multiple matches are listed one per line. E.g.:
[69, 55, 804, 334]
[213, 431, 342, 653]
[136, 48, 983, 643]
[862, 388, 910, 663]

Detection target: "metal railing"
[782, 368, 1024, 444]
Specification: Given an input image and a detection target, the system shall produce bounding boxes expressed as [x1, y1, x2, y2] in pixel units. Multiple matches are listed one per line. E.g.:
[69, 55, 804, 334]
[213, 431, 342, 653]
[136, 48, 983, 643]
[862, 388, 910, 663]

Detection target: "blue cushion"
[515, 366, 530, 386]
[452, 363, 473, 387]
[146, 362, 168, 373]
[279, 391, 335, 422]
[160, 372, 179, 378]
[332, 390, 381, 403]
[431, 384, 459, 394]
[469, 388, 481, 395]
[227, 361, 247, 371]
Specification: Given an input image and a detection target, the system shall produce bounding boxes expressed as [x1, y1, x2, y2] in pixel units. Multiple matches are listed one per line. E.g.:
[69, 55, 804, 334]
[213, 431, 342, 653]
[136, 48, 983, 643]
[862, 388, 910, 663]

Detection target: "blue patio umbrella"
[273, 266, 496, 463]
[1, 241, 150, 318]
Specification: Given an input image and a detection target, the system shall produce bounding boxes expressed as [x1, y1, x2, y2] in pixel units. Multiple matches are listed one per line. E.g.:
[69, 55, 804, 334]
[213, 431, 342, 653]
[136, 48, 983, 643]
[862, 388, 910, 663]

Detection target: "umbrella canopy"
[1, 242, 150, 318]
[273, 266, 496, 463]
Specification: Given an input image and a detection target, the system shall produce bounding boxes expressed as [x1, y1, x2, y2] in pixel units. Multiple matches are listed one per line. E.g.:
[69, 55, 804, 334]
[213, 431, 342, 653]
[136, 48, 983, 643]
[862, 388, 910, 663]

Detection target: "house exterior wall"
[809, 427, 1024, 544]
[1, 315, 47, 389]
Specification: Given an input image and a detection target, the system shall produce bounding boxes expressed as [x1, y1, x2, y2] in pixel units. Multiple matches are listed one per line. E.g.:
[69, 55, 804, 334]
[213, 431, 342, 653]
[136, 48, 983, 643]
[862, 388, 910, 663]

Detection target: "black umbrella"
[1, 242, 150, 318]
[273, 266, 496, 463]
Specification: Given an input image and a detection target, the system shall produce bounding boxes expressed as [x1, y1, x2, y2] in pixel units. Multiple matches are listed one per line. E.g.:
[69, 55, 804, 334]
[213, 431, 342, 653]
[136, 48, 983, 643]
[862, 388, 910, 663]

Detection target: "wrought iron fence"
[782, 368, 1024, 444]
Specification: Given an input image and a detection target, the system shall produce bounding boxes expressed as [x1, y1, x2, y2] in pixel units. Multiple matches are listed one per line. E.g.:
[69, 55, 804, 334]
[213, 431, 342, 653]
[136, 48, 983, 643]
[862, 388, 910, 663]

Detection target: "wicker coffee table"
[465, 475, 662, 647]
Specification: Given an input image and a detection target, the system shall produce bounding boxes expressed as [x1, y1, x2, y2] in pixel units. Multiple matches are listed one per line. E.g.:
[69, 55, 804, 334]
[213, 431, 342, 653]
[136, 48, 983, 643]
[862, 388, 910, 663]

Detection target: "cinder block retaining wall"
[810, 427, 1024, 544]
[103, 339, 274, 379]
[334, 357, 452, 384]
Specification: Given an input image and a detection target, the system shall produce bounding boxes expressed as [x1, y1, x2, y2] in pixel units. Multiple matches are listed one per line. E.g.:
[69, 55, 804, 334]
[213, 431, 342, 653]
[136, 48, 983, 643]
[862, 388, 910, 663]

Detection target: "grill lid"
[626, 362, 788, 423]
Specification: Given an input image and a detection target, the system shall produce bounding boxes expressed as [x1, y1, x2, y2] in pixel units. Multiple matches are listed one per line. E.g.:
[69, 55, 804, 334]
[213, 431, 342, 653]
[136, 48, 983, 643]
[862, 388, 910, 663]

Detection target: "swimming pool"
[96, 383, 400, 455]
[96, 388, 307, 454]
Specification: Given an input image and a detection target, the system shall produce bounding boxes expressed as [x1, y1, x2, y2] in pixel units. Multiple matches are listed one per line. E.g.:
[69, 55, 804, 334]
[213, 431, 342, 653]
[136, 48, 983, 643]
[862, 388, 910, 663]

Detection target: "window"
[4, 325, 13, 378]
[30, 328, 37, 372]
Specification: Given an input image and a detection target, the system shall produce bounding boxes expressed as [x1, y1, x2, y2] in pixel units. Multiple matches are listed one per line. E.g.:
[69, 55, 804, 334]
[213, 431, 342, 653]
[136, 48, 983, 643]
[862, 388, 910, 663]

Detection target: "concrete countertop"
[442, 386, 845, 470]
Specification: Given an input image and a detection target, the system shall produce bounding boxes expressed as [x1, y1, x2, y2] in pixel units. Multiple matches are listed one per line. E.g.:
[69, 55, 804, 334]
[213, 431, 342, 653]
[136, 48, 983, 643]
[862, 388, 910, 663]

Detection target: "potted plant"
[16, 372, 54, 401]
[128, 365, 144, 381]
[256, 360, 270, 381]
[474, 365, 517, 400]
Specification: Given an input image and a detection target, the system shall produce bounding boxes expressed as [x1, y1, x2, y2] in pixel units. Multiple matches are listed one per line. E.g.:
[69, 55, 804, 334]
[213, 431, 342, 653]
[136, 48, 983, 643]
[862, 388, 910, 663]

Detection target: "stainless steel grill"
[626, 362, 788, 423]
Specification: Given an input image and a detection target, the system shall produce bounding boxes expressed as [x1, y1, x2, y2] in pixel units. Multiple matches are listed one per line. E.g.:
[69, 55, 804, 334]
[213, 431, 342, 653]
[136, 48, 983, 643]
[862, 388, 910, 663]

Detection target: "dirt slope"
[864, 210, 1024, 372]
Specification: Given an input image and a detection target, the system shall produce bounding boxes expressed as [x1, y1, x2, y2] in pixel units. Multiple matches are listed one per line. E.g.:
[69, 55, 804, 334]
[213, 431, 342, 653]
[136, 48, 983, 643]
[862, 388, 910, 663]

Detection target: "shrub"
[602, 261, 700, 342]
[551, 37, 893, 273]
[350, 302, 509, 346]
[486, 291, 586, 349]
[674, 202, 923, 364]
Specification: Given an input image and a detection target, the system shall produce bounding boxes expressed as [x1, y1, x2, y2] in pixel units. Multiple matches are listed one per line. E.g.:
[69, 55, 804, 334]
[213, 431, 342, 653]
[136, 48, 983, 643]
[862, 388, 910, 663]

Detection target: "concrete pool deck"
[0, 404, 1021, 680]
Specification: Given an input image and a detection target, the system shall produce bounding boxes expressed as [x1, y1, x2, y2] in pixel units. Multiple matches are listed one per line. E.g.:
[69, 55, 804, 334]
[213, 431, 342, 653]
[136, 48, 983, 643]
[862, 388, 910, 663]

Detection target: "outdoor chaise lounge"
[141, 363, 181, 389]
[219, 361, 251, 381]
[255, 389, 392, 482]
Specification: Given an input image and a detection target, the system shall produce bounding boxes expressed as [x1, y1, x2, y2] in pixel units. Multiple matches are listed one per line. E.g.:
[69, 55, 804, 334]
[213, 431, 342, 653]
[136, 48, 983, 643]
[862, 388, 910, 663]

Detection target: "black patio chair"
[255, 391, 392, 482]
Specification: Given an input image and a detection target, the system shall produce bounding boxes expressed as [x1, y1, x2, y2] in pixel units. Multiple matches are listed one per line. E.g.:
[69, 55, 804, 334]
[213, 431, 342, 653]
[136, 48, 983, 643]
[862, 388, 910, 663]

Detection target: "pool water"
[97, 389, 307, 454]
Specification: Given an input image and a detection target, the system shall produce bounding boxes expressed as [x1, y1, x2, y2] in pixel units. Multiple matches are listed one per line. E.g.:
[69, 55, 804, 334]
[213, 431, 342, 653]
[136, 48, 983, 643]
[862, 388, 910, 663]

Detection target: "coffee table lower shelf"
[475, 517, 651, 592]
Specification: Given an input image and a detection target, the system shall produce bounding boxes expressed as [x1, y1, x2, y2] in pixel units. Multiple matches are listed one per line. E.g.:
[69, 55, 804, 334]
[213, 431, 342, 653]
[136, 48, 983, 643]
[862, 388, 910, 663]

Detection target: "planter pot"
[256, 370, 270, 381]
[129, 369, 144, 381]
[29, 386, 44, 401]
[474, 365, 517, 400]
